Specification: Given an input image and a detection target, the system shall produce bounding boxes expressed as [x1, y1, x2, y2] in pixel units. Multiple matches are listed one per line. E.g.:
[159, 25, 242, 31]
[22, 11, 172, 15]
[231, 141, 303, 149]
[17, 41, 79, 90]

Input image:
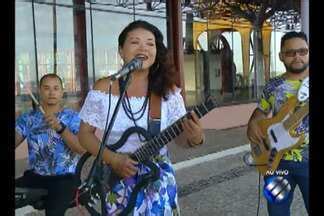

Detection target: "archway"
[209, 33, 236, 94]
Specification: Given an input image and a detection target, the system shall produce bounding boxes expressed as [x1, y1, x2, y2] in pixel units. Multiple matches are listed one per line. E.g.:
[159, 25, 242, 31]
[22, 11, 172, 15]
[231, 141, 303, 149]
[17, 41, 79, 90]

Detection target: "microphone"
[110, 57, 143, 81]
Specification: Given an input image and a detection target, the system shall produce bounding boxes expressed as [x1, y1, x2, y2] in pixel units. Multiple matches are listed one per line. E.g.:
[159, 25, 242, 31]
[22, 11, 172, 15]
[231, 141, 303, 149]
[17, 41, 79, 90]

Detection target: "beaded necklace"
[122, 91, 149, 122]
[119, 77, 150, 142]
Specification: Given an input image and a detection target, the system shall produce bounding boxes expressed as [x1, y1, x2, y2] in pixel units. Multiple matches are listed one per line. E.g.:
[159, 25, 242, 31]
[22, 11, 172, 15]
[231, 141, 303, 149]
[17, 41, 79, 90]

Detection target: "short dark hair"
[118, 20, 177, 99]
[281, 31, 308, 49]
[39, 73, 63, 88]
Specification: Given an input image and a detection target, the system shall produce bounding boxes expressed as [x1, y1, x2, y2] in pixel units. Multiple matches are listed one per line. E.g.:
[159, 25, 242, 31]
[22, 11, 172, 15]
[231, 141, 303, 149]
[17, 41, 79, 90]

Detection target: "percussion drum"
[15, 187, 48, 209]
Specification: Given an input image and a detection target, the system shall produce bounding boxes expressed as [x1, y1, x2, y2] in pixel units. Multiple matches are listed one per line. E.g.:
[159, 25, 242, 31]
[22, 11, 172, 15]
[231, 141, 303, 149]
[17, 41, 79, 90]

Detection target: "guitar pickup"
[270, 129, 278, 143]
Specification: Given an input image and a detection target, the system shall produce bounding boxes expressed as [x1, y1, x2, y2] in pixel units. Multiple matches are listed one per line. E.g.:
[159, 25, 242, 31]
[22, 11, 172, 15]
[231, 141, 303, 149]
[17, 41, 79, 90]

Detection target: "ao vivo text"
[265, 170, 289, 176]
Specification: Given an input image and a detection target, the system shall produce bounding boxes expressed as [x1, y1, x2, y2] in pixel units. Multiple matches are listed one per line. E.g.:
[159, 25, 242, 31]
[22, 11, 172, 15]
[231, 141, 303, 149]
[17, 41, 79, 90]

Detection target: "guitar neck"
[283, 101, 309, 130]
[132, 101, 214, 162]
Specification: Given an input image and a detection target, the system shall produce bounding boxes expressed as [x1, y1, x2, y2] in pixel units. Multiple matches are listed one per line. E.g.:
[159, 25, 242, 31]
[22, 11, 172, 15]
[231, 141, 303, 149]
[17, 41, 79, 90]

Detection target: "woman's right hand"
[109, 152, 138, 178]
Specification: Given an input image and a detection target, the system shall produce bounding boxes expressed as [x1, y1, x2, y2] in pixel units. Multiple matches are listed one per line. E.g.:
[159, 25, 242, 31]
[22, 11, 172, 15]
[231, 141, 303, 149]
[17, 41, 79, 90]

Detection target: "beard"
[284, 61, 309, 74]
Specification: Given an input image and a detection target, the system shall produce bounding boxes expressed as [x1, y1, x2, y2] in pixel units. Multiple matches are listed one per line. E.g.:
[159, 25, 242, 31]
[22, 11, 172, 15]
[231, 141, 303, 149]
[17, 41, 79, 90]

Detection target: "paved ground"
[176, 151, 307, 216]
[15, 126, 308, 216]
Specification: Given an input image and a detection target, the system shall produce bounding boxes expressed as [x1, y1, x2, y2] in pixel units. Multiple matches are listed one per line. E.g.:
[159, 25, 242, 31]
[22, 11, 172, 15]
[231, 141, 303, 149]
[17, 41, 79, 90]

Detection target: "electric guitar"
[74, 97, 217, 216]
[250, 96, 309, 175]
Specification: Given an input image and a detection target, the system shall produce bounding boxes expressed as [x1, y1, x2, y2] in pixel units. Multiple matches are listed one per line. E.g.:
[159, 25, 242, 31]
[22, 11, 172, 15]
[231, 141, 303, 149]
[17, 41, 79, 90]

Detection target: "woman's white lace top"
[79, 88, 186, 154]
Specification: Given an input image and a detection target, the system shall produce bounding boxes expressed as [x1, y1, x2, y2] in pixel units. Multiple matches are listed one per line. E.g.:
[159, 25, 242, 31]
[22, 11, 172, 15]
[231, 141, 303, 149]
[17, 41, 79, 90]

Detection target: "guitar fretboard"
[132, 100, 216, 162]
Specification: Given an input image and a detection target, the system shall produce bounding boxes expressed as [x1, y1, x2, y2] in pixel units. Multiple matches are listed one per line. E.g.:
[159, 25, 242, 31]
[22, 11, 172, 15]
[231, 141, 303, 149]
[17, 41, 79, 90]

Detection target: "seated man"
[15, 74, 85, 216]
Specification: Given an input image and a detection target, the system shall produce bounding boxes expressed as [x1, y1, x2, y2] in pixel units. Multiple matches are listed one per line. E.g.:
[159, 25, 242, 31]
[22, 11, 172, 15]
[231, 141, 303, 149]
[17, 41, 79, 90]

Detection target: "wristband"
[56, 122, 66, 134]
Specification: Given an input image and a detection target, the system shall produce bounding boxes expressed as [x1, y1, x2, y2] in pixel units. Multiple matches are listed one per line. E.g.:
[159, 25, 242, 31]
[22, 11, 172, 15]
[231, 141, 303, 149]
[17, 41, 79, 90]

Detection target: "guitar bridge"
[268, 148, 278, 167]
[252, 144, 261, 156]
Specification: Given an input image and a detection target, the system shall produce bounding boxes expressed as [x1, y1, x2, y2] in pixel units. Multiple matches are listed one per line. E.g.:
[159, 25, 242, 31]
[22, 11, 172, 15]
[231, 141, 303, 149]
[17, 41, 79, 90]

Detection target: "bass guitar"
[250, 96, 309, 175]
[75, 97, 217, 215]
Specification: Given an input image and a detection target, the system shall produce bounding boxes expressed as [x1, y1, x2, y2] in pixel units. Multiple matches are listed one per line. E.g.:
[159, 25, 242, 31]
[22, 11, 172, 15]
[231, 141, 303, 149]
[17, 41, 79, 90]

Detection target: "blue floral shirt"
[16, 108, 81, 176]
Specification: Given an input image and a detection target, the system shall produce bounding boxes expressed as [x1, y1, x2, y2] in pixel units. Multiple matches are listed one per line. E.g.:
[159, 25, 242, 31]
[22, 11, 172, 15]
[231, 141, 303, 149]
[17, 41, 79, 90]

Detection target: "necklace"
[119, 77, 151, 142]
[122, 91, 150, 143]
[122, 91, 149, 121]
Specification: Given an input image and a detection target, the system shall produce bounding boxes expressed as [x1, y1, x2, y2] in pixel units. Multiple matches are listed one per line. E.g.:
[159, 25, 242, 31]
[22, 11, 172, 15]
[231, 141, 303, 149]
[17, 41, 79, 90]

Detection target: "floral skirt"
[105, 155, 180, 216]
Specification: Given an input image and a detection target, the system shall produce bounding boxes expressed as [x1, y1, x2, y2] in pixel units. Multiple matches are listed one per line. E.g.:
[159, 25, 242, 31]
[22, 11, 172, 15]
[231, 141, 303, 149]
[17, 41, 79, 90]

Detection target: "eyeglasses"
[282, 48, 309, 57]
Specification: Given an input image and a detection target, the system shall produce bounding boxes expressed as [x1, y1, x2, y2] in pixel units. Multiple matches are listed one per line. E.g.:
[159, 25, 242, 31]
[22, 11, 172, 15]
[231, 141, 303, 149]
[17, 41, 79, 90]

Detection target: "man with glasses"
[247, 31, 309, 215]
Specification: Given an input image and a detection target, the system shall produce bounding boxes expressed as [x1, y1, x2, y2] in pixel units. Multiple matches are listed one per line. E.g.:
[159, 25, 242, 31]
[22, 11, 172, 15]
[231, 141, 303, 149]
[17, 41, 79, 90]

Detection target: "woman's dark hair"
[118, 20, 177, 100]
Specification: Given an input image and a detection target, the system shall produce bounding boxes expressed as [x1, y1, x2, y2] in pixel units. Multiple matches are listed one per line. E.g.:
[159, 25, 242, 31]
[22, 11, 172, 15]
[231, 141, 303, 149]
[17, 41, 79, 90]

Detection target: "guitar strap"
[297, 76, 309, 102]
[149, 92, 161, 120]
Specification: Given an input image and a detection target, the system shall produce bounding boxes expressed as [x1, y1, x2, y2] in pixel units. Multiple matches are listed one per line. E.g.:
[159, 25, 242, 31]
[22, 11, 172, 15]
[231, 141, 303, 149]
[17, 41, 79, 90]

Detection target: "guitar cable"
[75, 189, 87, 216]
[256, 172, 261, 216]
[74, 82, 113, 216]
[242, 152, 265, 216]
[96, 81, 113, 216]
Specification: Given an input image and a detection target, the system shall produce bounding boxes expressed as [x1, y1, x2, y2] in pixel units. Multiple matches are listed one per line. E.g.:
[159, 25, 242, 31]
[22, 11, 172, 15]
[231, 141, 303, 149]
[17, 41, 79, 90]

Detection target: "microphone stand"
[80, 73, 132, 215]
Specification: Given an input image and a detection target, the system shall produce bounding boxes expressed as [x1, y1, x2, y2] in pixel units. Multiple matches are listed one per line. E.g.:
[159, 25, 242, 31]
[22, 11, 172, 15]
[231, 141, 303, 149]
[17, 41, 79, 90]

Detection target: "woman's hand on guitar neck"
[182, 111, 204, 146]
[109, 152, 138, 179]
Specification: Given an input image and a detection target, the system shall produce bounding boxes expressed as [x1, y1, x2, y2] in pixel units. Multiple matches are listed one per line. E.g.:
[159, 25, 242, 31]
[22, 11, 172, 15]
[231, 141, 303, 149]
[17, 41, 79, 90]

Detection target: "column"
[239, 28, 251, 87]
[166, 0, 185, 101]
[73, 0, 89, 107]
[301, 0, 309, 40]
